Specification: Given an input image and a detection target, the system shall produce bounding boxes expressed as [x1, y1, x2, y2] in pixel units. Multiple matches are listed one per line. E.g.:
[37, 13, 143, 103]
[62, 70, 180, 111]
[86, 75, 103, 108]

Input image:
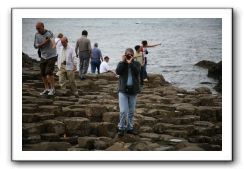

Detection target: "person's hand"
[122, 55, 126, 62]
[126, 56, 133, 64]
[73, 65, 77, 71]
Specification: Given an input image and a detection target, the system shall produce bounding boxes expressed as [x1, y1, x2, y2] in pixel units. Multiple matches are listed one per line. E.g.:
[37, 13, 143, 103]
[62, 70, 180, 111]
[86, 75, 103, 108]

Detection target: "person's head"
[61, 36, 68, 48]
[135, 45, 141, 52]
[36, 22, 45, 34]
[82, 30, 88, 36]
[104, 56, 109, 62]
[57, 33, 63, 39]
[124, 48, 134, 61]
[94, 43, 98, 48]
[142, 40, 148, 47]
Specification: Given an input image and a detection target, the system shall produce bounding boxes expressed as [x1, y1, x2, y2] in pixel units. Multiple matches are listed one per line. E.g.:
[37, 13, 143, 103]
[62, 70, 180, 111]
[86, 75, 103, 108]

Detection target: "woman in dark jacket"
[116, 48, 141, 137]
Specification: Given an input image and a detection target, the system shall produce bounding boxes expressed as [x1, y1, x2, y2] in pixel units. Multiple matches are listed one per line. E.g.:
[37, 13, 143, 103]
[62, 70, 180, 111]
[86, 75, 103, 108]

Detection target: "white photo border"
[12, 8, 232, 161]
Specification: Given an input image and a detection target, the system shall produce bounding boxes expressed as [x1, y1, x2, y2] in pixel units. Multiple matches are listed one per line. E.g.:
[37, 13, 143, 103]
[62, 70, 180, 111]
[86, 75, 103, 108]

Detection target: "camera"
[125, 54, 132, 60]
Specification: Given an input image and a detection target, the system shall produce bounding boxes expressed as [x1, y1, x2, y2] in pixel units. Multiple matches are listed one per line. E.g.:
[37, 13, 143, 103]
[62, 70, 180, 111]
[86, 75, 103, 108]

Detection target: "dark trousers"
[91, 60, 101, 74]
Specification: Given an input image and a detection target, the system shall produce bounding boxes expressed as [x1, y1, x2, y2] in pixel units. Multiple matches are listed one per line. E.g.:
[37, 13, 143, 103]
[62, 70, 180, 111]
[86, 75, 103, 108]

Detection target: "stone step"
[23, 113, 40, 123]
[40, 133, 60, 142]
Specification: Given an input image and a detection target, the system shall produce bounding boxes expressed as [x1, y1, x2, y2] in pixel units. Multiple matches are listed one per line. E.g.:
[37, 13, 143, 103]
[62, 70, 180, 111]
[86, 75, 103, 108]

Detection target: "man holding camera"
[34, 22, 57, 96]
[116, 48, 141, 137]
[57, 37, 79, 98]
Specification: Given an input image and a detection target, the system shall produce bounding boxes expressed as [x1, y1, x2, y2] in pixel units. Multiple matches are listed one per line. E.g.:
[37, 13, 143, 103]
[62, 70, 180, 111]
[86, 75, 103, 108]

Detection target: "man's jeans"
[118, 92, 137, 130]
[91, 60, 101, 74]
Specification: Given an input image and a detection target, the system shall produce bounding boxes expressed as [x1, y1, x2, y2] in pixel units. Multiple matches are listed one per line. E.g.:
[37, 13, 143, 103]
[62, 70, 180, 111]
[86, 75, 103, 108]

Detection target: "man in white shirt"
[100, 56, 115, 74]
[57, 36, 79, 97]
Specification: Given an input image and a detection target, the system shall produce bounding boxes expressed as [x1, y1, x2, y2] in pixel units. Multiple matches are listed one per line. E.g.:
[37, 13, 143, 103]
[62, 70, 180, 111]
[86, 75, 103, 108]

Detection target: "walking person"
[141, 40, 161, 81]
[91, 43, 103, 74]
[34, 22, 57, 96]
[57, 37, 79, 98]
[116, 48, 141, 137]
[75, 30, 91, 80]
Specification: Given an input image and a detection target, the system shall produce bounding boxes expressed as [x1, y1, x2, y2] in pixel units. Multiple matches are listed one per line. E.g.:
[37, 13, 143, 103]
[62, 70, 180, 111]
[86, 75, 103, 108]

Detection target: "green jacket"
[116, 60, 141, 94]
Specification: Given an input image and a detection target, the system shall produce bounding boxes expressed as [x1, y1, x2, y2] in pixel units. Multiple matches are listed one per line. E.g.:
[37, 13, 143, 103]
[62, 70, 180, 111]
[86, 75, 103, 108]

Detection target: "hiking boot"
[127, 129, 138, 135]
[80, 77, 86, 80]
[40, 89, 49, 96]
[118, 129, 125, 137]
[47, 89, 55, 96]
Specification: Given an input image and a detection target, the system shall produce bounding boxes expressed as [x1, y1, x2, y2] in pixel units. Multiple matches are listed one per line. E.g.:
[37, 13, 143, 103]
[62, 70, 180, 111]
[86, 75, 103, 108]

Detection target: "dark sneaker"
[118, 130, 125, 137]
[80, 77, 86, 80]
[127, 129, 138, 135]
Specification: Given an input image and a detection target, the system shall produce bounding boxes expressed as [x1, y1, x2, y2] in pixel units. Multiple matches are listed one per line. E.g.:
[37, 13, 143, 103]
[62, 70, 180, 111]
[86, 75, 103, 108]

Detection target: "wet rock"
[140, 126, 153, 133]
[97, 122, 117, 137]
[118, 134, 140, 143]
[141, 116, 157, 125]
[196, 106, 221, 122]
[130, 141, 161, 151]
[165, 129, 188, 138]
[139, 133, 161, 141]
[53, 101, 75, 107]
[22, 135, 41, 144]
[195, 87, 212, 94]
[23, 113, 40, 123]
[26, 142, 72, 151]
[38, 105, 61, 114]
[153, 123, 174, 134]
[78, 136, 96, 149]
[63, 117, 90, 136]
[154, 146, 175, 151]
[188, 136, 212, 143]
[175, 103, 196, 115]
[37, 113, 55, 121]
[102, 112, 119, 123]
[171, 115, 200, 125]
[199, 144, 221, 151]
[85, 104, 107, 122]
[43, 120, 65, 135]
[208, 61, 222, 79]
[22, 52, 38, 67]
[40, 133, 60, 141]
[61, 107, 87, 117]
[23, 123, 44, 137]
[106, 142, 129, 151]
[195, 60, 217, 69]
[179, 145, 205, 151]
[22, 53, 222, 151]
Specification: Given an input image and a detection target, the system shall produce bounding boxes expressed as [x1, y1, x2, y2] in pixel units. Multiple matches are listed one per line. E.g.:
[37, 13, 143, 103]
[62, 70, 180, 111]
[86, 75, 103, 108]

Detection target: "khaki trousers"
[59, 65, 78, 95]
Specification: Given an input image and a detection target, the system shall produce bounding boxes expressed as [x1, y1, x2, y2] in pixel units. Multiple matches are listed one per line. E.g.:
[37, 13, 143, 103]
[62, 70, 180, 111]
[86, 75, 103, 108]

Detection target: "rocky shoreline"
[22, 53, 222, 151]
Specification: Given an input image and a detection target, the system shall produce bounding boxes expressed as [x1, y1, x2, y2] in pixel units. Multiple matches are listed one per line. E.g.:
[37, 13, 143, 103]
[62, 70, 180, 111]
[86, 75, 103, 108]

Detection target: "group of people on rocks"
[33, 22, 161, 137]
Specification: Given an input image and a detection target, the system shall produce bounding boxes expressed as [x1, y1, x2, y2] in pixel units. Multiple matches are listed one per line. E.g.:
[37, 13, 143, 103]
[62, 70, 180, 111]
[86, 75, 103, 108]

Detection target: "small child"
[134, 45, 145, 85]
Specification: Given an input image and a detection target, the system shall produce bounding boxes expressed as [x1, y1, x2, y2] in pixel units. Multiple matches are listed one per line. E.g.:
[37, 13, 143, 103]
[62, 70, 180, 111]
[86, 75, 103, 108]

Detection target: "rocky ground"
[22, 53, 222, 151]
[195, 60, 222, 93]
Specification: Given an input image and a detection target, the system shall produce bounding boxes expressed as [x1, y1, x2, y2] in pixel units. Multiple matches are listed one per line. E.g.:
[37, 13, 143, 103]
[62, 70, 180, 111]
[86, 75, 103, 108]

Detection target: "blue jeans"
[91, 60, 101, 74]
[118, 92, 137, 130]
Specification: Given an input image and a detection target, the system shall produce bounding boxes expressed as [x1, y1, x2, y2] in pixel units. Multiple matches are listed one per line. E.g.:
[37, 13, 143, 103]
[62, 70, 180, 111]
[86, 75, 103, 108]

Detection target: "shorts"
[40, 57, 57, 76]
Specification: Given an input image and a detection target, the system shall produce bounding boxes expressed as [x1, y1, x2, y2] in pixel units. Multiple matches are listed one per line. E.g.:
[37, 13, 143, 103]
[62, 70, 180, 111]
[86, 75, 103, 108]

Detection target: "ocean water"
[22, 18, 222, 92]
